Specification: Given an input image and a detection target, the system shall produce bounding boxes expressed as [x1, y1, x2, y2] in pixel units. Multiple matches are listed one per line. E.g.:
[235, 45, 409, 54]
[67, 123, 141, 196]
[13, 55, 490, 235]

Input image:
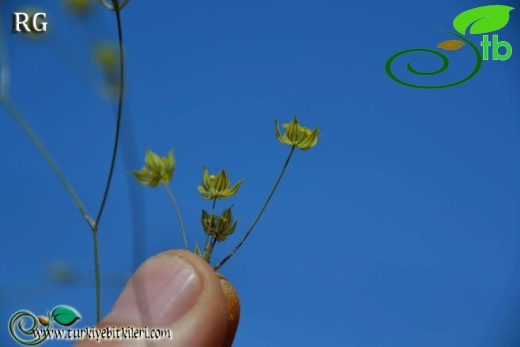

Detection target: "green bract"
[215, 207, 238, 241]
[201, 209, 217, 236]
[275, 117, 319, 150]
[201, 207, 238, 241]
[132, 149, 175, 187]
[197, 168, 243, 200]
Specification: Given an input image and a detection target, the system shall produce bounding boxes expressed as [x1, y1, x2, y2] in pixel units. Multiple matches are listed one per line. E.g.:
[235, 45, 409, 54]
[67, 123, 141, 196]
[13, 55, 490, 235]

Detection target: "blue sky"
[1, 0, 519, 346]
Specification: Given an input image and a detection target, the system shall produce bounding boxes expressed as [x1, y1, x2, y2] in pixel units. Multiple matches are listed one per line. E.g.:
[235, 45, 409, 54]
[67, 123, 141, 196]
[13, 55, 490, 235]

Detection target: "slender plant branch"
[92, 230, 101, 322]
[120, 110, 148, 271]
[203, 236, 215, 263]
[203, 198, 217, 254]
[214, 146, 296, 271]
[163, 183, 189, 250]
[0, 99, 95, 226]
[0, 0, 129, 324]
[91, 0, 127, 323]
[209, 236, 218, 262]
[204, 234, 210, 252]
[95, 5, 125, 229]
[0, 5, 10, 100]
[5, 98, 93, 220]
[0, 10, 94, 228]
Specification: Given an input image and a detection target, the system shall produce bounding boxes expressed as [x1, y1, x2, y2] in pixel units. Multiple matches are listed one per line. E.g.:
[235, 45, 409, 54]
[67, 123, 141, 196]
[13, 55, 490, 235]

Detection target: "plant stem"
[213, 146, 296, 271]
[1, 2, 104, 322]
[95, 5, 125, 229]
[0, 99, 95, 228]
[205, 234, 210, 250]
[200, 198, 218, 260]
[0, 7, 10, 100]
[202, 198, 217, 256]
[202, 237, 214, 262]
[206, 236, 218, 263]
[91, 0, 127, 323]
[92, 229, 101, 323]
[163, 184, 189, 250]
[0, 11, 93, 226]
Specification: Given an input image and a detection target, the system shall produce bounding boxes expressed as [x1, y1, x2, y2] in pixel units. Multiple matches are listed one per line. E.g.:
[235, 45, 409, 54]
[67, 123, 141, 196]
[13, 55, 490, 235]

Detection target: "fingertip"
[74, 250, 238, 347]
[166, 251, 240, 347]
[217, 274, 240, 347]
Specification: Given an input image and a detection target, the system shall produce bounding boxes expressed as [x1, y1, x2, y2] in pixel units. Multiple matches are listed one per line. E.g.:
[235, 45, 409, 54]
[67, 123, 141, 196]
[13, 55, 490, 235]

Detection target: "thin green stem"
[1, 99, 95, 228]
[205, 234, 210, 247]
[207, 236, 218, 263]
[213, 146, 296, 271]
[95, 5, 125, 229]
[0, 7, 93, 228]
[163, 184, 189, 250]
[0, 5, 10, 100]
[201, 198, 218, 260]
[91, 0, 127, 324]
[92, 230, 101, 323]
[202, 236, 215, 263]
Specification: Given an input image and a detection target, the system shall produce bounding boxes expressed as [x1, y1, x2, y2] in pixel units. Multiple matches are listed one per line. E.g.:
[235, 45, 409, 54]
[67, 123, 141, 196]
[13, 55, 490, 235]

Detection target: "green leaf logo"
[51, 305, 81, 326]
[453, 5, 514, 35]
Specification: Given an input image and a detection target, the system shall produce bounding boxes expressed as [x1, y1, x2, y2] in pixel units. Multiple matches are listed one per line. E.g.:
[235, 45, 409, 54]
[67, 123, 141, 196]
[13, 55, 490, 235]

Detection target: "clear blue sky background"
[1, 0, 519, 346]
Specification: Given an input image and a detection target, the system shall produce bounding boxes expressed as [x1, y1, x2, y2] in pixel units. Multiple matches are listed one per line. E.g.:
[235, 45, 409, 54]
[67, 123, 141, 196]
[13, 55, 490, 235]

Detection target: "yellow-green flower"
[62, 0, 94, 16]
[198, 168, 243, 200]
[132, 149, 175, 187]
[93, 42, 118, 73]
[92, 42, 120, 97]
[275, 117, 319, 150]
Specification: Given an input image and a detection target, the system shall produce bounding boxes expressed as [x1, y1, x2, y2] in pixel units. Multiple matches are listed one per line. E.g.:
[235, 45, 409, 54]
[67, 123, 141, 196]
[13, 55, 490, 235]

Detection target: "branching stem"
[213, 146, 296, 271]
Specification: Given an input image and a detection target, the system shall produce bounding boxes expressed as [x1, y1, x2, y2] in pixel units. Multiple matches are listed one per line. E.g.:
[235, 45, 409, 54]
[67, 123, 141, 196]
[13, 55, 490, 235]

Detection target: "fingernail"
[104, 253, 202, 326]
[217, 274, 240, 347]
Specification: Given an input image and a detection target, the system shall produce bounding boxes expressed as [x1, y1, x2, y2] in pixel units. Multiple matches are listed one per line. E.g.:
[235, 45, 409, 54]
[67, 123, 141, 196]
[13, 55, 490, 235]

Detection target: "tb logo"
[480, 35, 512, 61]
[386, 5, 515, 89]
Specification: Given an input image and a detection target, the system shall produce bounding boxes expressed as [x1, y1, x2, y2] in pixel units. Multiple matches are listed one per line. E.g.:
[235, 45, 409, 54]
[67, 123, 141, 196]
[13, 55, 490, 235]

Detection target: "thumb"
[74, 250, 239, 347]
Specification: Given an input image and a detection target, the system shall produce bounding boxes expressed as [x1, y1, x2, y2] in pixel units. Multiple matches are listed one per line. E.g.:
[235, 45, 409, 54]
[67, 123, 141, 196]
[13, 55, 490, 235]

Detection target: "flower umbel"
[275, 117, 319, 150]
[201, 207, 238, 242]
[132, 149, 175, 187]
[98, 0, 130, 11]
[197, 167, 243, 200]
